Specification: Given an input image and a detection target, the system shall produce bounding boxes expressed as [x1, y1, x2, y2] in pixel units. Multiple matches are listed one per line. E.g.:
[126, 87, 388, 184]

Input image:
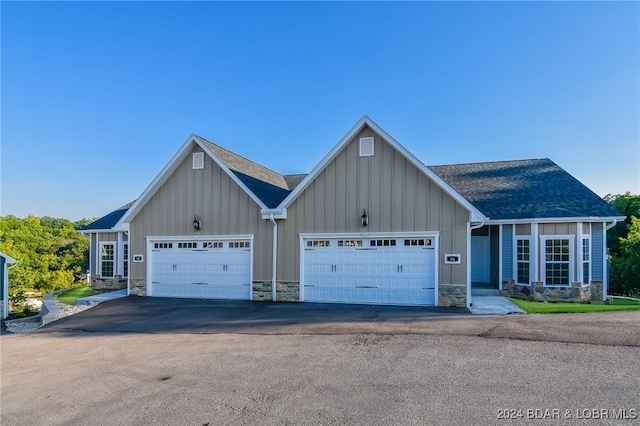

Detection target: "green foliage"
[606, 193, 640, 297]
[0, 215, 91, 294]
[604, 192, 640, 256]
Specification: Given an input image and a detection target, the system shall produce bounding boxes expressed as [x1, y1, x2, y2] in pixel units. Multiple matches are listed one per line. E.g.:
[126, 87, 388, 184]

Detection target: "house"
[1, 251, 18, 319]
[79, 202, 133, 290]
[83, 116, 624, 307]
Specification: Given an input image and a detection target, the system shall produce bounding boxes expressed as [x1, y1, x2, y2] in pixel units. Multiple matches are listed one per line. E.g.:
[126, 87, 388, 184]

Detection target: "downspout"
[269, 214, 277, 302]
[467, 221, 484, 309]
[604, 219, 618, 302]
[124, 229, 130, 297]
[470, 221, 485, 230]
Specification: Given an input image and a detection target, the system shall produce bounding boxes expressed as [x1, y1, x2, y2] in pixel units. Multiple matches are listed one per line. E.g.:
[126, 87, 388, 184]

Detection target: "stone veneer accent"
[252, 281, 300, 302]
[129, 278, 147, 296]
[91, 275, 127, 291]
[438, 284, 467, 308]
[590, 281, 603, 302]
[501, 280, 598, 303]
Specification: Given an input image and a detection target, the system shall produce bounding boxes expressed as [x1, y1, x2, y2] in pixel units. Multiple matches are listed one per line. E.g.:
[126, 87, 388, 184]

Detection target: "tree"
[0, 215, 90, 295]
[605, 193, 640, 297]
[605, 193, 640, 256]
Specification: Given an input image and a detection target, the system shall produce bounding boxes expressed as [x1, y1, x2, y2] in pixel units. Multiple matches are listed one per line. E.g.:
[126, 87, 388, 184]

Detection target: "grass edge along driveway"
[57, 286, 96, 305]
[509, 297, 640, 314]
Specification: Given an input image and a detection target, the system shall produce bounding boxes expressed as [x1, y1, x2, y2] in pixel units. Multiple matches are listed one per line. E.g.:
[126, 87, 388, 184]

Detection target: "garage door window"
[203, 242, 224, 248]
[177, 242, 197, 249]
[370, 239, 396, 247]
[229, 241, 250, 248]
[307, 240, 331, 247]
[154, 243, 173, 249]
[404, 239, 433, 246]
[338, 240, 362, 247]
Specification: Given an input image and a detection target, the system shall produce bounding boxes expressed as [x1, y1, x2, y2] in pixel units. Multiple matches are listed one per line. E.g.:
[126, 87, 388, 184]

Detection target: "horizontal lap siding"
[278, 125, 469, 285]
[130, 146, 272, 283]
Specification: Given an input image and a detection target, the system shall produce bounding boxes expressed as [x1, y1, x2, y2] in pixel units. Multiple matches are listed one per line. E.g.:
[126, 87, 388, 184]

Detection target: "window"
[154, 242, 173, 249]
[203, 242, 223, 249]
[370, 239, 396, 247]
[177, 242, 197, 249]
[404, 239, 433, 246]
[100, 243, 115, 278]
[338, 240, 362, 247]
[123, 244, 129, 278]
[229, 241, 250, 249]
[515, 238, 530, 285]
[582, 238, 590, 284]
[306, 240, 330, 248]
[542, 237, 573, 286]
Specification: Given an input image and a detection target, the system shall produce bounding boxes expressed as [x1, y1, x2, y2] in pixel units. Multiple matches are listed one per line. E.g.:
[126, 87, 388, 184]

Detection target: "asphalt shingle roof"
[232, 171, 291, 209]
[80, 201, 135, 230]
[429, 159, 623, 220]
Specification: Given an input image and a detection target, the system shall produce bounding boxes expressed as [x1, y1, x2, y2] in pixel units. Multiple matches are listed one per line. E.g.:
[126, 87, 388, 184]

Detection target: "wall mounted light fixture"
[193, 216, 201, 231]
[361, 209, 368, 227]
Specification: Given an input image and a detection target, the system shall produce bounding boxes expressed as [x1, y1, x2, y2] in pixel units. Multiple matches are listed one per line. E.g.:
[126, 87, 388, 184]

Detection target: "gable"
[282, 125, 472, 233]
[278, 116, 487, 222]
[121, 135, 290, 224]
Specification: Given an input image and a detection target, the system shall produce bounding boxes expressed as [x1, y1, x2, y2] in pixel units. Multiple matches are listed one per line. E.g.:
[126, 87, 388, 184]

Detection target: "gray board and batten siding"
[128, 145, 275, 285]
[276, 126, 470, 286]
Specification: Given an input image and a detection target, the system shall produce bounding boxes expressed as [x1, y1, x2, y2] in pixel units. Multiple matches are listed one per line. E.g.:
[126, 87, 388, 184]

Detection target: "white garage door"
[150, 238, 252, 300]
[302, 236, 437, 305]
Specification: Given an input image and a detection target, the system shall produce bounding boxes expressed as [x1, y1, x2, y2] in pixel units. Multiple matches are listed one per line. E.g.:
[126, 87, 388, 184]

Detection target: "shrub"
[609, 255, 640, 297]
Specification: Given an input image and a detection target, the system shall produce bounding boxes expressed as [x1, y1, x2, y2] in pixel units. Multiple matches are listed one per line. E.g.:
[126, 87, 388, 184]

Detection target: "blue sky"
[2, 1, 638, 221]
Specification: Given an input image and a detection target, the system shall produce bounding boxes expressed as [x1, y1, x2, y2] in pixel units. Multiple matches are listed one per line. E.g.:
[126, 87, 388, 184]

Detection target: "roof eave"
[483, 215, 627, 225]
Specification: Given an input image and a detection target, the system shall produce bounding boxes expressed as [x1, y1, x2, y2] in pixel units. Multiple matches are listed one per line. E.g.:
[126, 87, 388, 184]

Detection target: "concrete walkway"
[468, 286, 526, 315]
[76, 289, 128, 306]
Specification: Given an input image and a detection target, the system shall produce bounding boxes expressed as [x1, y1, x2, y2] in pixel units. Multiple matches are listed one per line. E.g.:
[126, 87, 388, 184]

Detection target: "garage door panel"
[150, 239, 252, 300]
[303, 237, 436, 306]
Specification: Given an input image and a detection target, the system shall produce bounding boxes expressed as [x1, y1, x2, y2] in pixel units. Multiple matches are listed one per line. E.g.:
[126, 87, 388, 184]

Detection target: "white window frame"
[99, 241, 116, 279]
[540, 235, 574, 287]
[123, 243, 129, 278]
[582, 237, 590, 285]
[514, 237, 531, 285]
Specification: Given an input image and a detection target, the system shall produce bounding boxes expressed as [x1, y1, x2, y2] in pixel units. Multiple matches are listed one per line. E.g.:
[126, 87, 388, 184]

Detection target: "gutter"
[605, 219, 619, 231]
[269, 214, 277, 302]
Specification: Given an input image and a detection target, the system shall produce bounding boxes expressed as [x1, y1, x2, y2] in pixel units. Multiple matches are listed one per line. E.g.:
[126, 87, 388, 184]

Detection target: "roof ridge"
[429, 158, 550, 168]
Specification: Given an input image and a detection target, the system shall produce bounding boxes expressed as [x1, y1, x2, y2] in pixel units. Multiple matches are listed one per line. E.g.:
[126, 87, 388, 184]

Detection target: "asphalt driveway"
[24, 295, 640, 346]
[2, 297, 639, 426]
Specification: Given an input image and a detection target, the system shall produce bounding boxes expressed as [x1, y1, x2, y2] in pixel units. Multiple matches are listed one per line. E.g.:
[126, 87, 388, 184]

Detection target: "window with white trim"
[123, 244, 129, 278]
[515, 238, 530, 285]
[542, 236, 573, 286]
[100, 242, 115, 278]
[582, 238, 590, 284]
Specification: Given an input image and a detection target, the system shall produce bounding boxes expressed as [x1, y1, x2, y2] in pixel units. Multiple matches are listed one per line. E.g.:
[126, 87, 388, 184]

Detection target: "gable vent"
[193, 152, 204, 169]
[359, 137, 374, 157]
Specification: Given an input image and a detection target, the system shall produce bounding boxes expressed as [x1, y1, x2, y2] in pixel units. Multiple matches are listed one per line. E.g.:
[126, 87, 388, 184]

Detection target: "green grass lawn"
[509, 298, 640, 314]
[57, 287, 96, 305]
